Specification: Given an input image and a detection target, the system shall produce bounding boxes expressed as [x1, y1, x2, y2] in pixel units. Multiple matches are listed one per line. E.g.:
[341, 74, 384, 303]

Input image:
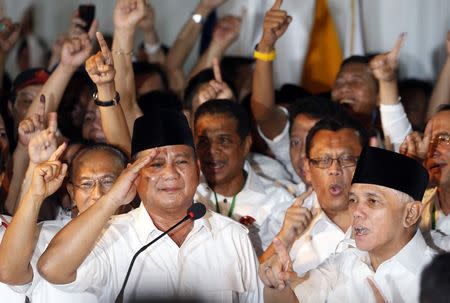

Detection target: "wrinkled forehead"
[310, 129, 362, 155]
[72, 149, 125, 179]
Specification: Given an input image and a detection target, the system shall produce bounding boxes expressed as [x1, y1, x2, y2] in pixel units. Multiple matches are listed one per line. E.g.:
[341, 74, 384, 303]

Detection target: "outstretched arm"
[251, 0, 291, 140]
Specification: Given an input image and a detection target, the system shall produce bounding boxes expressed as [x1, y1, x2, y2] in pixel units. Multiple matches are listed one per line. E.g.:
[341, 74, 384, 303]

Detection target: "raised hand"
[259, 237, 296, 290]
[212, 15, 242, 49]
[60, 26, 96, 70]
[102, 149, 157, 208]
[370, 33, 406, 82]
[259, 0, 292, 52]
[399, 121, 433, 161]
[0, 18, 21, 55]
[197, 58, 234, 105]
[18, 95, 47, 147]
[114, 0, 146, 31]
[68, 10, 88, 38]
[85, 32, 116, 88]
[28, 112, 59, 165]
[29, 143, 68, 200]
[138, 2, 155, 33]
[278, 188, 314, 247]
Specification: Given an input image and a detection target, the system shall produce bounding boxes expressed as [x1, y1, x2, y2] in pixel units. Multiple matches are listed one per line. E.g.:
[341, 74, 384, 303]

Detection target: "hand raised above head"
[259, 0, 292, 51]
[28, 112, 60, 165]
[85, 32, 116, 87]
[114, 0, 146, 31]
[0, 17, 21, 55]
[60, 27, 96, 70]
[212, 15, 242, 49]
[370, 33, 406, 82]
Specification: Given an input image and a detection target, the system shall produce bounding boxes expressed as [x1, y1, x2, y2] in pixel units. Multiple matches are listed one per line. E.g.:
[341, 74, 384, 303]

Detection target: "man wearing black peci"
[38, 108, 262, 303]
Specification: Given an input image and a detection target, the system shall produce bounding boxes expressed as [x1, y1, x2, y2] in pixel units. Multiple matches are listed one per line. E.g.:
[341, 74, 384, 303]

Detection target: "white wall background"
[1, 0, 450, 85]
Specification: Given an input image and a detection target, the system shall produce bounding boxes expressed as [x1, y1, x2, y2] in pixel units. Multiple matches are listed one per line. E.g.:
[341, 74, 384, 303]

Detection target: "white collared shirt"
[246, 152, 292, 183]
[195, 163, 294, 255]
[292, 230, 435, 303]
[289, 193, 348, 275]
[9, 219, 98, 303]
[0, 215, 27, 302]
[54, 205, 263, 303]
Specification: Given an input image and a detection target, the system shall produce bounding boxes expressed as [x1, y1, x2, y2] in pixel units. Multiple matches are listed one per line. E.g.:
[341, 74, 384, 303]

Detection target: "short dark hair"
[133, 61, 169, 91]
[288, 96, 346, 134]
[339, 55, 379, 91]
[69, 143, 129, 181]
[183, 68, 236, 111]
[305, 116, 368, 158]
[420, 253, 450, 303]
[437, 104, 450, 113]
[194, 99, 250, 141]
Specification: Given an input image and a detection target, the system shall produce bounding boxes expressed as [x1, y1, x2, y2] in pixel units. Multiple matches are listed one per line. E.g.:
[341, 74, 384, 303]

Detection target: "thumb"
[271, 0, 283, 10]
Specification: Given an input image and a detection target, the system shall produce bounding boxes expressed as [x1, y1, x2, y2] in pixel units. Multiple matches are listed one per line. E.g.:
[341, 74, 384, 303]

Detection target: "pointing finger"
[388, 32, 406, 62]
[271, 0, 283, 10]
[49, 142, 67, 161]
[96, 32, 112, 65]
[293, 187, 313, 207]
[212, 58, 223, 83]
[47, 112, 58, 133]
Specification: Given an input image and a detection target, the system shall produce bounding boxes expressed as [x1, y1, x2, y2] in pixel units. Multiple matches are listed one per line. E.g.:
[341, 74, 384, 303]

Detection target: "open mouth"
[354, 225, 369, 236]
[204, 160, 226, 171]
[329, 184, 344, 196]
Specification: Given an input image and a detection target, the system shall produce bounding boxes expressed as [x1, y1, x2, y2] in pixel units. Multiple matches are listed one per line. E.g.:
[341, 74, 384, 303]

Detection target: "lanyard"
[213, 191, 238, 218]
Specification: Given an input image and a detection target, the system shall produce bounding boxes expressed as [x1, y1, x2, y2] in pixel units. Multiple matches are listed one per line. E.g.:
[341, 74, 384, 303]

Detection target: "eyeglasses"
[309, 155, 359, 169]
[431, 134, 450, 147]
[71, 177, 116, 192]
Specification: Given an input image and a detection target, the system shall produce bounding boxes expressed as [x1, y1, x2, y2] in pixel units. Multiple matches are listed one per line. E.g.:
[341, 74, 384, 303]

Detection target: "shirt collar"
[134, 202, 214, 244]
[198, 161, 267, 197]
[386, 229, 430, 274]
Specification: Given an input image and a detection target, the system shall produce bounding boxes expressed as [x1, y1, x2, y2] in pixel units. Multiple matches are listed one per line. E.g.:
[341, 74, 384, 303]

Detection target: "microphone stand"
[114, 215, 191, 303]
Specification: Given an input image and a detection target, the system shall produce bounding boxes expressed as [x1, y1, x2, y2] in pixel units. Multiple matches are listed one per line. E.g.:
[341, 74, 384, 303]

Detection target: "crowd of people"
[0, 0, 449, 302]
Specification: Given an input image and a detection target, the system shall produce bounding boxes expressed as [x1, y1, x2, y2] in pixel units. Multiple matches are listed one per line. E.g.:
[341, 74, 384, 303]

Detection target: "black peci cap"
[351, 147, 429, 201]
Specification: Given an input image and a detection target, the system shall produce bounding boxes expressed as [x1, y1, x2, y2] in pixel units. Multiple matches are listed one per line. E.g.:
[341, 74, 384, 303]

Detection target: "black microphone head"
[187, 203, 206, 220]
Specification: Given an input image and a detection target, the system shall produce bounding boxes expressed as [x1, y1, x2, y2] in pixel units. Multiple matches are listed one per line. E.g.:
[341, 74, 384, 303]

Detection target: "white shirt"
[289, 193, 348, 275]
[0, 215, 27, 303]
[10, 219, 98, 303]
[195, 163, 294, 255]
[379, 103, 412, 152]
[246, 152, 292, 183]
[256, 107, 302, 185]
[55, 204, 263, 303]
[292, 230, 435, 303]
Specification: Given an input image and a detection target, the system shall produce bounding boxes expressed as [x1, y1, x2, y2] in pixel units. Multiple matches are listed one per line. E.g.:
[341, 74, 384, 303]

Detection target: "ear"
[403, 201, 423, 228]
[243, 135, 252, 156]
[303, 158, 312, 184]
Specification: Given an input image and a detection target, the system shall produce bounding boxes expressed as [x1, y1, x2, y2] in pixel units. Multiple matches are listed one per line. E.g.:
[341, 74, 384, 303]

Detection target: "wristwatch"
[93, 91, 120, 107]
[192, 13, 205, 24]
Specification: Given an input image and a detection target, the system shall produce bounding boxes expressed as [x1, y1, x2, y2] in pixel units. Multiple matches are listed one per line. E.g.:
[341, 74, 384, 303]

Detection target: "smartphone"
[79, 4, 95, 32]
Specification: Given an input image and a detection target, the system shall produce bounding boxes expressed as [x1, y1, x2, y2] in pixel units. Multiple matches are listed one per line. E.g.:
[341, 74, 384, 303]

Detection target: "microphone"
[115, 203, 206, 303]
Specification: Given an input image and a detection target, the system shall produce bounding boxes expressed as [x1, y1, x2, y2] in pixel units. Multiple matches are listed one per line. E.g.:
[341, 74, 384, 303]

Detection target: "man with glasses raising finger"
[259, 115, 367, 280]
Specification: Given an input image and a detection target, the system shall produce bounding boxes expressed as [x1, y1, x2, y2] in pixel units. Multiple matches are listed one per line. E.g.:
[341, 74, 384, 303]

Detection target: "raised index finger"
[389, 32, 406, 62]
[49, 142, 67, 161]
[96, 31, 112, 65]
[293, 187, 313, 207]
[212, 58, 223, 83]
[271, 0, 283, 10]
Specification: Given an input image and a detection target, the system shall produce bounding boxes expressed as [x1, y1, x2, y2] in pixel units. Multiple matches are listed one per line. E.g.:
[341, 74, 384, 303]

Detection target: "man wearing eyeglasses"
[403, 105, 450, 251]
[259, 116, 367, 277]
